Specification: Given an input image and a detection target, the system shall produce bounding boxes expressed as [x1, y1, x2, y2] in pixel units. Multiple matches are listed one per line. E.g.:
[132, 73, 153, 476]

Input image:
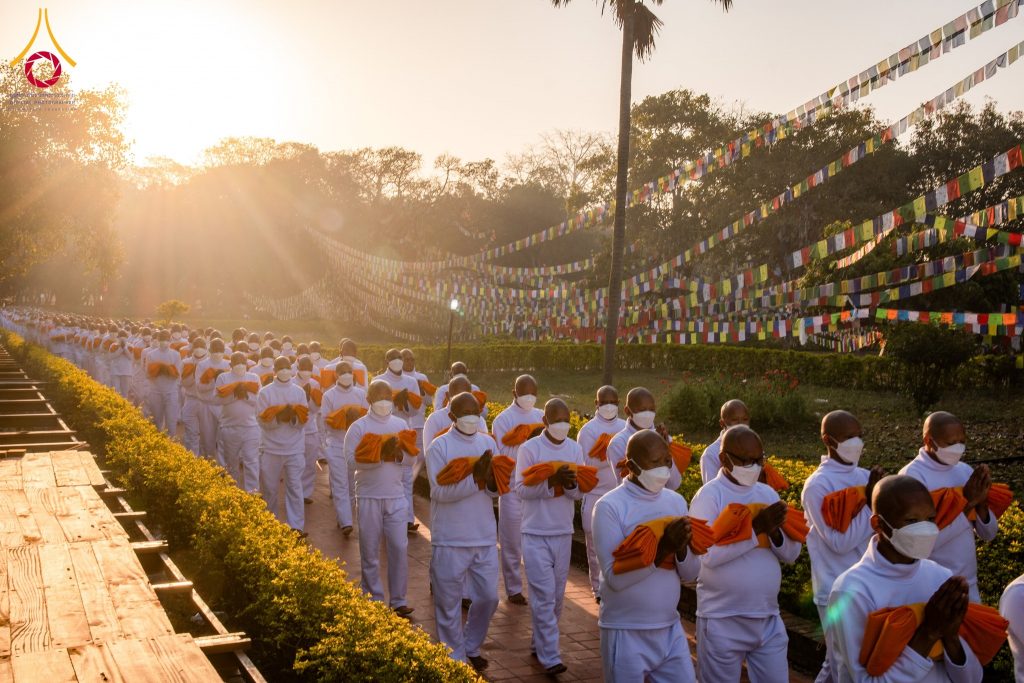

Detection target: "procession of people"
[4, 307, 1023, 682]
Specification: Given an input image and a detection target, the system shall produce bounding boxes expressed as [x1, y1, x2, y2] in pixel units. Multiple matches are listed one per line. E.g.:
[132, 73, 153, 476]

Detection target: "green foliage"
[883, 324, 977, 415]
[156, 299, 190, 326]
[0, 330, 479, 682]
[659, 370, 813, 434]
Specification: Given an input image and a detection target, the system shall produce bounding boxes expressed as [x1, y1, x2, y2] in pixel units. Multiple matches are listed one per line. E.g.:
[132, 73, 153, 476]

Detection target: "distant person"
[214, 351, 261, 491]
[700, 399, 751, 484]
[256, 356, 308, 535]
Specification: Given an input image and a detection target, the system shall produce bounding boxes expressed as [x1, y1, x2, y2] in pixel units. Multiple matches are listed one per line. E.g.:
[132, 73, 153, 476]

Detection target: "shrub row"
[0, 330, 479, 682]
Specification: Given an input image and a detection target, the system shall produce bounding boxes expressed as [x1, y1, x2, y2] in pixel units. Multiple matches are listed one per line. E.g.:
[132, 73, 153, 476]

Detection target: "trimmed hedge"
[0, 331, 480, 682]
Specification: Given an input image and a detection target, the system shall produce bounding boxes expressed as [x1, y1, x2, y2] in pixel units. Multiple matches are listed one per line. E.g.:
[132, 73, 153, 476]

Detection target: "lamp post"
[445, 298, 459, 378]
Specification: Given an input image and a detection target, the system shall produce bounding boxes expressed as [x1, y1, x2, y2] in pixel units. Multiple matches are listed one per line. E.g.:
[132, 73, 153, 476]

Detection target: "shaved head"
[449, 392, 480, 418]
[923, 411, 963, 439]
[722, 425, 763, 459]
[872, 474, 935, 524]
[544, 398, 570, 424]
[448, 376, 472, 396]
[720, 399, 750, 424]
[515, 374, 538, 396]
[367, 379, 392, 403]
[625, 387, 655, 412]
[596, 385, 618, 404]
[625, 429, 669, 471]
[822, 410, 861, 440]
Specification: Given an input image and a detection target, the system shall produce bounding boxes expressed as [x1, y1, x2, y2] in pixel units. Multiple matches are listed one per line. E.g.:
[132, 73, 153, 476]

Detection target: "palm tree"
[551, 0, 732, 384]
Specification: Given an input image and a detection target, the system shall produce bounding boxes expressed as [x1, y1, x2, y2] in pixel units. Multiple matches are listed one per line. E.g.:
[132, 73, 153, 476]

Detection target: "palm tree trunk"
[602, 9, 634, 385]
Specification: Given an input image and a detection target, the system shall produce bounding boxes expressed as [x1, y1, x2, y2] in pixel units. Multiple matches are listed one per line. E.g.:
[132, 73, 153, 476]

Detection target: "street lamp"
[445, 298, 459, 377]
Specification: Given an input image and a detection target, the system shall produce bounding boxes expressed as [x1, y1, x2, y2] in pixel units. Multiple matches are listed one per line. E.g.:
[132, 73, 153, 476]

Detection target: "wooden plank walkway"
[0, 451, 222, 682]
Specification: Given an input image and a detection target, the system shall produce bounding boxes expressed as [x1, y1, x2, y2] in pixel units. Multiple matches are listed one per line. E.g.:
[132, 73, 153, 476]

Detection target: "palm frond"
[630, 4, 664, 62]
[713, 0, 734, 11]
[550, 0, 572, 6]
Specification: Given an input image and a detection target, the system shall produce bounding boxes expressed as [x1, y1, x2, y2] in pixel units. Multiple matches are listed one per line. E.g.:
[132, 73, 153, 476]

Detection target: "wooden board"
[36, 544, 90, 650]
[18, 453, 56, 489]
[6, 545, 48, 654]
[65, 543, 122, 644]
[90, 540, 174, 640]
[0, 548, 10, 658]
[10, 648, 75, 682]
[67, 642, 124, 683]
[0, 461, 22, 490]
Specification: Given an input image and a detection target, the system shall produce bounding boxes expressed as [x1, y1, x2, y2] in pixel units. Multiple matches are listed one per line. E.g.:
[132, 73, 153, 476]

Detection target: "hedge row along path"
[0, 343, 263, 682]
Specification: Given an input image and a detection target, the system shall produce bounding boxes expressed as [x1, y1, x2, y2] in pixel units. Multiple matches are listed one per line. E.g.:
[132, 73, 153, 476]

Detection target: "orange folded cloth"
[988, 483, 1014, 518]
[182, 362, 196, 379]
[107, 342, 121, 352]
[669, 441, 693, 473]
[306, 386, 323, 407]
[200, 367, 227, 384]
[763, 462, 789, 491]
[392, 389, 423, 410]
[258, 403, 309, 424]
[353, 430, 420, 464]
[588, 433, 613, 461]
[821, 485, 868, 533]
[859, 601, 1008, 675]
[258, 371, 274, 386]
[216, 381, 260, 397]
[102, 339, 114, 350]
[472, 390, 488, 407]
[520, 461, 599, 496]
[492, 455, 515, 495]
[170, 341, 187, 351]
[418, 379, 437, 396]
[434, 425, 452, 440]
[616, 457, 631, 480]
[932, 484, 1014, 529]
[501, 423, 545, 447]
[353, 369, 367, 386]
[90, 338, 101, 349]
[131, 347, 143, 360]
[711, 502, 808, 547]
[323, 404, 367, 430]
[612, 516, 718, 575]
[320, 367, 337, 386]
[436, 456, 481, 485]
[146, 362, 180, 379]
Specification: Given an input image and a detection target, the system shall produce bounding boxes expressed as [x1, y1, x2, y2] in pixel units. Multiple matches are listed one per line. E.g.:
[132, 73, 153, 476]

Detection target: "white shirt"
[344, 412, 412, 499]
[404, 369, 430, 429]
[700, 434, 724, 484]
[513, 433, 585, 536]
[196, 357, 231, 402]
[1000, 573, 1024, 683]
[376, 369, 421, 428]
[292, 376, 322, 435]
[575, 414, 626, 497]
[425, 428, 499, 547]
[423, 410, 454, 452]
[213, 369, 259, 428]
[593, 480, 700, 630]
[688, 470, 802, 618]
[899, 449, 998, 600]
[491, 403, 545, 463]
[255, 378, 307, 456]
[802, 455, 873, 606]
[433, 380, 481, 412]
[607, 421, 683, 491]
[320, 384, 368, 445]
[827, 537, 983, 683]
[108, 339, 134, 376]
[145, 347, 183, 392]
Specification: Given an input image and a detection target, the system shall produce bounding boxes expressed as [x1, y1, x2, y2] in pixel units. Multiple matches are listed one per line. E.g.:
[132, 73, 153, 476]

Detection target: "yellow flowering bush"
[1, 331, 480, 682]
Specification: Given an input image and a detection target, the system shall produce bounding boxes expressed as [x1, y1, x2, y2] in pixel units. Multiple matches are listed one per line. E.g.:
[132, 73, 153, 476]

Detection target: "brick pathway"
[288, 463, 814, 682]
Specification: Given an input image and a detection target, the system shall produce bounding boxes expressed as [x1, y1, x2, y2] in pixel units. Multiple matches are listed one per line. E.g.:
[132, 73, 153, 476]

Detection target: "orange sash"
[102, 338, 114, 350]
[670, 441, 693, 474]
[182, 362, 196, 379]
[492, 455, 515, 495]
[418, 379, 437, 396]
[711, 502, 808, 548]
[323, 404, 367, 430]
[258, 404, 309, 424]
[304, 385, 323, 407]
[392, 389, 423, 410]
[472, 390, 488, 407]
[931, 484, 1014, 529]
[257, 371, 274, 386]
[612, 515, 717, 574]
[170, 341, 187, 351]
[354, 430, 420, 464]
[216, 381, 259, 397]
[353, 369, 367, 386]
[146, 362, 180, 379]
[821, 485, 868, 533]
[588, 432, 613, 461]
[320, 367, 337, 387]
[501, 423, 545, 447]
[520, 461, 599, 497]
[859, 601, 1008, 675]
[200, 367, 227, 384]
[434, 425, 452, 440]
[131, 346, 143, 360]
[763, 462, 789, 491]
[90, 337, 101, 349]
[436, 456, 481, 486]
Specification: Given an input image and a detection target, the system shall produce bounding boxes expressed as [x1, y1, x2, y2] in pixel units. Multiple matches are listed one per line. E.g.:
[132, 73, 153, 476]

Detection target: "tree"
[156, 299, 190, 326]
[551, 0, 733, 384]
[883, 324, 976, 415]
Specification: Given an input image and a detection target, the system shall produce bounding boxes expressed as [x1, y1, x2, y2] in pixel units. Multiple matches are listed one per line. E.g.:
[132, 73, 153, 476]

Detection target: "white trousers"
[111, 374, 132, 399]
[149, 389, 180, 435]
[498, 492, 524, 596]
[302, 430, 320, 499]
[198, 401, 222, 465]
[814, 604, 833, 683]
[601, 621, 695, 683]
[402, 428, 424, 524]
[220, 425, 260, 492]
[430, 544, 498, 662]
[180, 396, 202, 455]
[522, 533, 571, 668]
[260, 450, 305, 531]
[357, 496, 409, 608]
[696, 614, 788, 683]
[324, 439, 353, 527]
[582, 493, 603, 597]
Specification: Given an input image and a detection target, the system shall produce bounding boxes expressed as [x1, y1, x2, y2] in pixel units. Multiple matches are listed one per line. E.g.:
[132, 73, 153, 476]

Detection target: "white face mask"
[454, 414, 480, 436]
[636, 465, 671, 494]
[143, 336, 152, 343]
[546, 421, 571, 442]
[371, 400, 393, 417]
[282, 342, 293, 351]
[337, 373, 353, 388]
[932, 442, 965, 466]
[276, 369, 293, 382]
[260, 357, 274, 368]
[728, 458, 762, 487]
[515, 394, 537, 411]
[597, 404, 619, 421]
[231, 364, 246, 376]
[833, 436, 864, 466]
[880, 516, 939, 560]
[631, 410, 656, 430]
[298, 370, 312, 380]
[211, 352, 224, 362]
[311, 352, 321, 361]
[159, 340, 170, 350]
[388, 359, 404, 373]
[171, 332, 181, 340]
[343, 355, 356, 363]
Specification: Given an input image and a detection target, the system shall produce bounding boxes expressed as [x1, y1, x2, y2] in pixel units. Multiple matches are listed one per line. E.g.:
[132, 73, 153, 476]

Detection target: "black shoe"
[394, 605, 414, 618]
[508, 593, 528, 605]
[461, 598, 473, 610]
[468, 655, 489, 671]
[407, 522, 420, 533]
[303, 497, 313, 505]
[340, 525, 353, 537]
[595, 595, 601, 605]
[292, 528, 308, 539]
[545, 663, 567, 676]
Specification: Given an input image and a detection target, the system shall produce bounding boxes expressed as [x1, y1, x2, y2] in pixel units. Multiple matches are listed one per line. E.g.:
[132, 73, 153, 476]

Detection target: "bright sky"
[4, 0, 1024, 169]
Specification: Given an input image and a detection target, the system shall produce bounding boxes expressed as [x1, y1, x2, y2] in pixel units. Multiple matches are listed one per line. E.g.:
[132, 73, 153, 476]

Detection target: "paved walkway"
[293, 463, 814, 682]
